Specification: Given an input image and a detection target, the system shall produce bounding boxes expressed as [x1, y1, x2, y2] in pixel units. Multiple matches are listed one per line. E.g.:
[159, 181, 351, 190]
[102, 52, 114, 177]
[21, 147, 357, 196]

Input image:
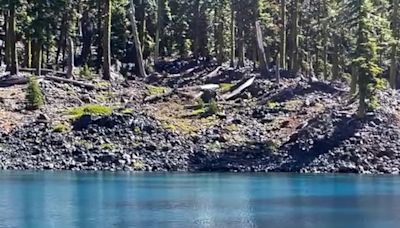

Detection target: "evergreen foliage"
[25, 77, 44, 110]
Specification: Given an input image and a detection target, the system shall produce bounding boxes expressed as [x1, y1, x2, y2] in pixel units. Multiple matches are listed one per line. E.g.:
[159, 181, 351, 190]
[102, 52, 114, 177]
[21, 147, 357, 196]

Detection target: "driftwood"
[222, 77, 255, 100]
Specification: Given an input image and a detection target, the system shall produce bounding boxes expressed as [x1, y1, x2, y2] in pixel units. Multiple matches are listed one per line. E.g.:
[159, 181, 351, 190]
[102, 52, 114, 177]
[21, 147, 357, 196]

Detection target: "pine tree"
[354, 0, 382, 118]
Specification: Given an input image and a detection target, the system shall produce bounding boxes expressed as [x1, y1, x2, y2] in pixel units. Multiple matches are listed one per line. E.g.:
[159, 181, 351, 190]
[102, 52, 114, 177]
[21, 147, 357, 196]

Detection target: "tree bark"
[154, 0, 163, 63]
[322, 0, 328, 80]
[24, 39, 32, 68]
[129, 0, 147, 77]
[66, 37, 75, 79]
[280, 0, 287, 69]
[230, 1, 235, 67]
[8, 1, 18, 75]
[390, 0, 399, 89]
[4, 11, 10, 69]
[193, 0, 200, 59]
[255, 21, 268, 77]
[102, 0, 112, 80]
[290, 0, 299, 73]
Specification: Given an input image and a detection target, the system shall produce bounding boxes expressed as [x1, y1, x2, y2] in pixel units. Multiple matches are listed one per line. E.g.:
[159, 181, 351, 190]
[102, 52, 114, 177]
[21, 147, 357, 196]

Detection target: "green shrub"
[80, 65, 92, 78]
[26, 77, 44, 110]
[207, 99, 219, 115]
[68, 104, 113, 119]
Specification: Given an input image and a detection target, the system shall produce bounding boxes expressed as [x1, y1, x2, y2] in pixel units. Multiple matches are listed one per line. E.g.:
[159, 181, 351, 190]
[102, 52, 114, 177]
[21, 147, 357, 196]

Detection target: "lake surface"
[1, 172, 400, 228]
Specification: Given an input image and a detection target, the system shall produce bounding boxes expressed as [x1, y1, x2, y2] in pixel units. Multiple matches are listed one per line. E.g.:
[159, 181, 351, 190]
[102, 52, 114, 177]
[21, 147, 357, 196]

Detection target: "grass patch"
[96, 81, 111, 88]
[147, 85, 167, 96]
[190, 99, 219, 116]
[67, 104, 113, 119]
[162, 122, 178, 131]
[133, 127, 142, 134]
[122, 108, 134, 114]
[219, 83, 234, 92]
[132, 160, 145, 170]
[284, 100, 303, 111]
[267, 101, 279, 109]
[75, 140, 93, 149]
[100, 143, 114, 150]
[53, 123, 70, 133]
[225, 124, 239, 132]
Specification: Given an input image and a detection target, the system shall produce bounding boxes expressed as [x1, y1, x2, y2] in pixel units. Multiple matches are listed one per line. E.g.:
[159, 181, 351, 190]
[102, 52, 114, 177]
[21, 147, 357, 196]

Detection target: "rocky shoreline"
[1, 65, 400, 174]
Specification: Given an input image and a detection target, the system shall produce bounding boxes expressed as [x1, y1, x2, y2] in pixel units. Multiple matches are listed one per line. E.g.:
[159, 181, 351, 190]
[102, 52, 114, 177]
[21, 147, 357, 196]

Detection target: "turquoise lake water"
[1, 172, 400, 228]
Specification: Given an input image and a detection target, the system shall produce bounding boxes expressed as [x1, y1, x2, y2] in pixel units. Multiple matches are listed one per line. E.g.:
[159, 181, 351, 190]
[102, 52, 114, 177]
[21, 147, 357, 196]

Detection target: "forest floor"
[1, 59, 400, 174]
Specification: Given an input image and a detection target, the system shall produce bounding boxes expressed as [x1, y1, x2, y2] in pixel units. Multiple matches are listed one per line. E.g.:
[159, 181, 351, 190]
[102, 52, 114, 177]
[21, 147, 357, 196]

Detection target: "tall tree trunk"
[4, 11, 10, 70]
[255, 21, 268, 76]
[129, 0, 147, 77]
[102, 0, 112, 80]
[290, 0, 299, 73]
[154, 0, 163, 63]
[237, 26, 245, 67]
[390, 43, 398, 88]
[81, 10, 94, 66]
[350, 65, 358, 94]
[230, 1, 235, 67]
[24, 38, 32, 68]
[215, 6, 224, 65]
[358, 72, 367, 118]
[8, 1, 18, 75]
[55, 14, 67, 69]
[96, 1, 103, 73]
[138, 0, 146, 52]
[66, 37, 75, 79]
[32, 39, 42, 76]
[322, 0, 328, 80]
[332, 36, 339, 80]
[390, 0, 399, 89]
[193, 0, 200, 59]
[280, 0, 287, 69]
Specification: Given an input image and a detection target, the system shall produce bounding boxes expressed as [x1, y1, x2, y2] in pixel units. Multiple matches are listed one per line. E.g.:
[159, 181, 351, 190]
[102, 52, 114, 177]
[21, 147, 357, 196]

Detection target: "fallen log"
[178, 84, 220, 92]
[144, 88, 175, 103]
[20, 68, 66, 76]
[202, 66, 223, 80]
[167, 66, 200, 78]
[0, 76, 29, 87]
[44, 75, 97, 90]
[222, 77, 255, 100]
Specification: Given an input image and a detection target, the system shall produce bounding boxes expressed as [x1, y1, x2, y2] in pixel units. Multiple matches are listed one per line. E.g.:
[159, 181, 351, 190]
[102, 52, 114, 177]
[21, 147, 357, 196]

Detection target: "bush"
[67, 104, 113, 119]
[207, 99, 219, 115]
[26, 77, 44, 110]
[80, 65, 92, 78]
